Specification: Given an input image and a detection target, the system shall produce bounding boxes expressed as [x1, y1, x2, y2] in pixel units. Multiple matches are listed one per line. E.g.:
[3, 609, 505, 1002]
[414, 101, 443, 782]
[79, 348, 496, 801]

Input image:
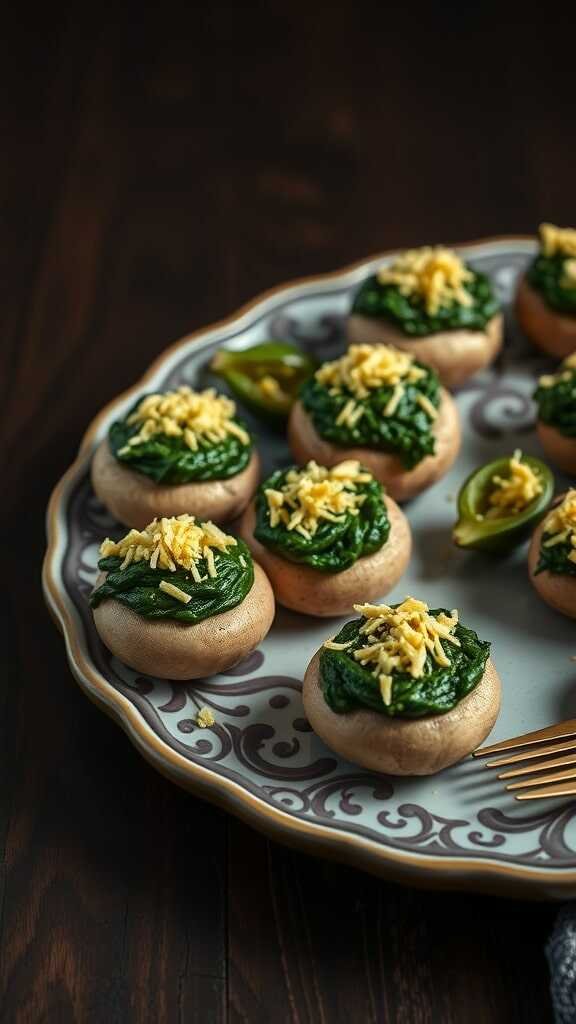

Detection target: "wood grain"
[2, 2, 575, 1020]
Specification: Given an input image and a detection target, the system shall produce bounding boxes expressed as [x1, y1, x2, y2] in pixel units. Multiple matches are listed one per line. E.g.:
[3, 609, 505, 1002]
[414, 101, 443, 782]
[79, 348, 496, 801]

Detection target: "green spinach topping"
[527, 254, 576, 315]
[352, 270, 499, 336]
[300, 364, 440, 470]
[534, 366, 576, 437]
[320, 611, 490, 718]
[253, 465, 390, 573]
[109, 390, 252, 485]
[90, 540, 254, 622]
[535, 536, 576, 578]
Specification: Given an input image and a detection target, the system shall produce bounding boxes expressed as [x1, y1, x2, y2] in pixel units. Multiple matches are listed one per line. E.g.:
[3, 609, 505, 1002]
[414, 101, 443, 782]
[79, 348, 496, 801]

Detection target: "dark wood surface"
[2, 5, 575, 1021]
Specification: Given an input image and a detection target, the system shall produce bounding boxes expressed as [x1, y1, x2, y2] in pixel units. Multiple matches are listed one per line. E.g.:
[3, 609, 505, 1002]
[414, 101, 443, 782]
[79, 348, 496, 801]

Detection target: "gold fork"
[473, 718, 576, 801]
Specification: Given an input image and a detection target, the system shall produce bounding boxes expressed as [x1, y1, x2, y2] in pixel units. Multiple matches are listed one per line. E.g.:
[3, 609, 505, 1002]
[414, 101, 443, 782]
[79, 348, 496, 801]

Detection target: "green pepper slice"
[210, 341, 316, 421]
[453, 454, 554, 553]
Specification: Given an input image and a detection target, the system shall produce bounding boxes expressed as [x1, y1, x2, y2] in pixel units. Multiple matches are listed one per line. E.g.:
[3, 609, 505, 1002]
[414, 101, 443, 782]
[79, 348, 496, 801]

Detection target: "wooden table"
[3, 5, 574, 1021]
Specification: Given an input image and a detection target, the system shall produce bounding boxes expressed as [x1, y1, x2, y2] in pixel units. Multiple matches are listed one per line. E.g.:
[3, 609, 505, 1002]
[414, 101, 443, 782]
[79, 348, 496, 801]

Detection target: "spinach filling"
[527, 254, 576, 315]
[109, 397, 252, 485]
[299, 365, 439, 470]
[534, 370, 576, 437]
[90, 540, 254, 622]
[534, 536, 576, 578]
[253, 467, 390, 573]
[351, 270, 499, 336]
[320, 612, 490, 718]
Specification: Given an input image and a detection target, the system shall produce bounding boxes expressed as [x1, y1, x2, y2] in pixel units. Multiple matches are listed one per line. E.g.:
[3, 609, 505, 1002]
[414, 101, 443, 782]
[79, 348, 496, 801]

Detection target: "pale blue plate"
[44, 238, 576, 898]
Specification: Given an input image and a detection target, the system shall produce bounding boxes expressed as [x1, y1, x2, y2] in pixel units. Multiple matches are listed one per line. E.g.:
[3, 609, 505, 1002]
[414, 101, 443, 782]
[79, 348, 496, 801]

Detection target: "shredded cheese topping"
[265, 460, 372, 540]
[196, 706, 215, 728]
[315, 344, 430, 428]
[323, 597, 460, 706]
[376, 246, 474, 316]
[537, 352, 576, 389]
[117, 386, 250, 455]
[483, 450, 543, 519]
[100, 514, 238, 584]
[541, 490, 576, 564]
[540, 223, 576, 259]
[317, 344, 425, 399]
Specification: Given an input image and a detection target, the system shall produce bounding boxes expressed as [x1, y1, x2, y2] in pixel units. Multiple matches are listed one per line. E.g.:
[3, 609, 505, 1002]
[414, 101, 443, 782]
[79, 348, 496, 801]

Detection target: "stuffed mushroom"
[516, 223, 576, 358]
[348, 246, 502, 387]
[529, 490, 576, 619]
[303, 596, 501, 775]
[237, 459, 411, 617]
[533, 354, 576, 474]
[90, 514, 275, 678]
[91, 385, 260, 529]
[288, 343, 460, 502]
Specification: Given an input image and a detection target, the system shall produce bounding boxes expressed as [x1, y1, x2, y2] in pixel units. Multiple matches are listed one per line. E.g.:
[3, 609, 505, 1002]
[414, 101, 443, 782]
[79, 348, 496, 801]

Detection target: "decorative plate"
[43, 239, 576, 899]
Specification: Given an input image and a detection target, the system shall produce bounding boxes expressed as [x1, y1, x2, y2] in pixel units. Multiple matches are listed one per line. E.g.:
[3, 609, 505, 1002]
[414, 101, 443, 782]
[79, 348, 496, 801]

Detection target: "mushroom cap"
[537, 420, 576, 475]
[287, 388, 460, 503]
[303, 650, 501, 776]
[528, 500, 576, 619]
[515, 276, 576, 359]
[91, 438, 260, 529]
[347, 313, 503, 388]
[236, 493, 411, 617]
[92, 563, 275, 679]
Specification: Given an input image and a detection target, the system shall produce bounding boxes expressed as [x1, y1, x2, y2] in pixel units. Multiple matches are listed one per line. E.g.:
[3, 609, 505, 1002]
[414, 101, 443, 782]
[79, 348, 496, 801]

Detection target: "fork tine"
[484, 738, 576, 769]
[473, 718, 576, 758]
[507, 766, 576, 791]
[499, 751, 576, 780]
[516, 781, 576, 801]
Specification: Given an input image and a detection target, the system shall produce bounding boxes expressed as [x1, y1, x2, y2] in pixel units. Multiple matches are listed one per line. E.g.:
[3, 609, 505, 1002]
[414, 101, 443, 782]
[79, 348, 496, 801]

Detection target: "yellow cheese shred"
[100, 514, 237, 577]
[383, 383, 405, 417]
[484, 450, 543, 519]
[265, 460, 372, 538]
[541, 490, 576, 564]
[323, 597, 460, 707]
[415, 393, 438, 420]
[196, 707, 215, 728]
[159, 580, 192, 604]
[376, 246, 474, 316]
[258, 375, 287, 400]
[539, 223, 576, 259]
[562, 259, 576, 290]
[117, 385, 250, 456]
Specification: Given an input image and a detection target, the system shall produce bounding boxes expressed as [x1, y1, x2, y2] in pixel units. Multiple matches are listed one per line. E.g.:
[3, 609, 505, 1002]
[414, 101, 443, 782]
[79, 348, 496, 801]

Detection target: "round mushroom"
[303, 650, 501, 776]
[93, 562, 275, 679]
[347, 312, 503, 389]
[236, 493, 411, 617]
[288, 387, 460, 503]
[528, 497, 576, 619]
[91, 438, 260, 530]
[536, 421, 576, 475]
[516, 275, 576, 360]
